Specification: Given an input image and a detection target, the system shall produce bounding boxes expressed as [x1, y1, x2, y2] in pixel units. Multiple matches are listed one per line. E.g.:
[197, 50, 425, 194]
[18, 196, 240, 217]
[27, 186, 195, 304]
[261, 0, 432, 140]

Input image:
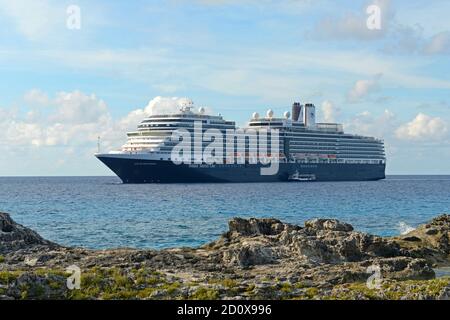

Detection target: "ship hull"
[96, 155, 386, 183]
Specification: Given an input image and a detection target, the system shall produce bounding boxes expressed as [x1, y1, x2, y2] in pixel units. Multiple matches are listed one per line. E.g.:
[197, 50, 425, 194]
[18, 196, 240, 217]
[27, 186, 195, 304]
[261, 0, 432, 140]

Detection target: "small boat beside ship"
[288, 171, 316, 182]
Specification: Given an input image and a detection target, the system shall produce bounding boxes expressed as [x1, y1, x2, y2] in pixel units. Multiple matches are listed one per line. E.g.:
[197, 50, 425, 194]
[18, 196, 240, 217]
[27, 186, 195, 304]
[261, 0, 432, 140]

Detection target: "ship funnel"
[304, 103, 316, 127]
[292, 102, 301, 121]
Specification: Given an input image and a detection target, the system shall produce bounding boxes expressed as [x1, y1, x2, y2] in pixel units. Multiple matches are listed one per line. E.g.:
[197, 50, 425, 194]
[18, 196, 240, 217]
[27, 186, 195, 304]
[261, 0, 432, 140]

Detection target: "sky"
[0, 0, 450, 175]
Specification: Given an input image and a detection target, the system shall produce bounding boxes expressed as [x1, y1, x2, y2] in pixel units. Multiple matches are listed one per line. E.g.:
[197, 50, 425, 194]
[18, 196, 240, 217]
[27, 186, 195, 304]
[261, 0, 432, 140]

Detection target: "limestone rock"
[215, 217, 406, 269]
[0, 212, 57, 254]
[304, 218, 353, 232]
[0, 211, 449, 300]
[394, 214, 450, 264]
[222, 244, 277, 267]
[227, 217, 299, 236]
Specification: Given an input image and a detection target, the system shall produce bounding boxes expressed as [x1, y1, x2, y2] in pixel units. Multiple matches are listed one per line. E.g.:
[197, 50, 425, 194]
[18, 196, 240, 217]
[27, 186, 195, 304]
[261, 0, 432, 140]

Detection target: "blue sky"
[0, 0, 450, 175]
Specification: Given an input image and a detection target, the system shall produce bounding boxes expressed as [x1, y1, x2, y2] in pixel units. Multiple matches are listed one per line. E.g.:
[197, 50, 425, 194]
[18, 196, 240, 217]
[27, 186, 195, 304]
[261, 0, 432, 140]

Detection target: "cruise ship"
[96, 100, 386, 183]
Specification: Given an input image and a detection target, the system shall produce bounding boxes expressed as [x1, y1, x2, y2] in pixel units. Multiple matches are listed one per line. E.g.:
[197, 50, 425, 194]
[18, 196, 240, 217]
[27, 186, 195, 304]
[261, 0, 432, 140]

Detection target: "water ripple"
[0, 176, 449, 249]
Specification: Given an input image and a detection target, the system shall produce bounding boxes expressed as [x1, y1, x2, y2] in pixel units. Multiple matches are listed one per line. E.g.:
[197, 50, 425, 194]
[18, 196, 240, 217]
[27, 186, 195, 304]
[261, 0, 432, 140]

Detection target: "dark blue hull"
[96, 156, 386, 183]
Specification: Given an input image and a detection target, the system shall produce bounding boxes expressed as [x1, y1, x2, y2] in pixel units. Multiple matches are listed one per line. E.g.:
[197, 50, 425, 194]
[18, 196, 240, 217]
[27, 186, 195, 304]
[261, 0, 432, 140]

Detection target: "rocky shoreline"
[0, 212, 449, 300]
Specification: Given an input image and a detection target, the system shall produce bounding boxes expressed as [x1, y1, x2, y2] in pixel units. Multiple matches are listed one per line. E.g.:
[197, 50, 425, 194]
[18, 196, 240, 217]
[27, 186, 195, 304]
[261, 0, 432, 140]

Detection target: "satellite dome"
[266, 109, 274, 118]
[284, 111, 291, 119]
[252, 112, 260, 120]
[198, 107, 205, 114]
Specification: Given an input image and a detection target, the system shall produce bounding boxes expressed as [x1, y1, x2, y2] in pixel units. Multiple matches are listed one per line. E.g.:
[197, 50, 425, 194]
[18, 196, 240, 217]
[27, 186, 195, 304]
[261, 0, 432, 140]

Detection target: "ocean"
[1, 176, 449, 249]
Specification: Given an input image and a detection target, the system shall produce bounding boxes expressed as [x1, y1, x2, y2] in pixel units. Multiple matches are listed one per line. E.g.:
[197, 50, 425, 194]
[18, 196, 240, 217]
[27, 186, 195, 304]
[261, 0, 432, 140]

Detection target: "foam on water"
[397, 222, 416, 235]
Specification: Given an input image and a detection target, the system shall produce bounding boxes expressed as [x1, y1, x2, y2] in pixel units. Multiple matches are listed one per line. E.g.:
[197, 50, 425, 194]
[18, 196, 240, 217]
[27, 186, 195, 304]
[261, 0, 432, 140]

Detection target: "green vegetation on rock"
[0, 268, 448, 300]
[190, 287, 219, 300]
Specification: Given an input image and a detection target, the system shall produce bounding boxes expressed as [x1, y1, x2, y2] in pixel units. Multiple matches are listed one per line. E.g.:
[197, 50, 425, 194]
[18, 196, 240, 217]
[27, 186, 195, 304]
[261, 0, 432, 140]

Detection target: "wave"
[398, 221, 415, 235]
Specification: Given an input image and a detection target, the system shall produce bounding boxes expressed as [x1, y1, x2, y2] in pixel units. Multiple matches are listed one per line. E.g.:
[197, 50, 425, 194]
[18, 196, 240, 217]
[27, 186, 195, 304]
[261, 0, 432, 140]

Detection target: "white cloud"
[143, 96, 193, 115]
[6, 122, 43, 147]
[347, 74, 382, 103]
[395, 113, 448, 141]
[345, 109, 396, 139]
[320, 100, 340, 123]
[114, 96, 206, 133]
[51, 91, 109, 124]
[7, 91, 114, 148]
[0, 92, 202, 153]
[0, 0, 62, 41]
[24, 89, 50, 105]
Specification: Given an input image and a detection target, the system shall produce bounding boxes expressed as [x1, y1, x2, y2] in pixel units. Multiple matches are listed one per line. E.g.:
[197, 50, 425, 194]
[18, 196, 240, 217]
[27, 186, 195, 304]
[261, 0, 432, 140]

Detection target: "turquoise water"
[0, 176, 449, 249]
